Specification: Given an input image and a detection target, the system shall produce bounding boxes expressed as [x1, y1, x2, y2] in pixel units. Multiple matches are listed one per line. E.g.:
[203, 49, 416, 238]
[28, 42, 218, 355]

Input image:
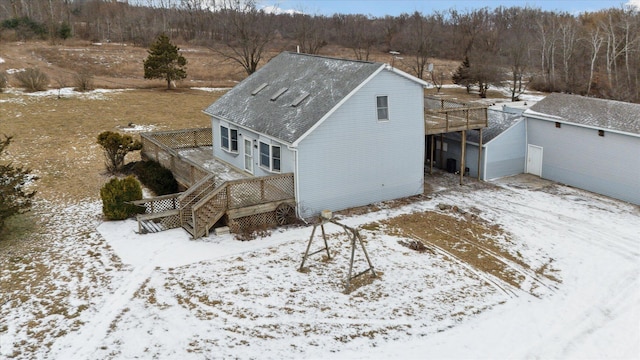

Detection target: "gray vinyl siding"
[440, 139, 481, 178]
[211, 117, 294, 177]
[295, 71, 424, 217]
[527, 118, 640, 205]
[484, 119, 526, 180]
[438, 119, 526, 180]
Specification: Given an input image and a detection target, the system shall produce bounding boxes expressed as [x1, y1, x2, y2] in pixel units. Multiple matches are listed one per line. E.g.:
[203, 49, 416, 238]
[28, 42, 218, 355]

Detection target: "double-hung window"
[272, 146, 281, 172]
[376, 95, 389, 121]
[259, 141, 281, 172]
[220, 125, 238, 152]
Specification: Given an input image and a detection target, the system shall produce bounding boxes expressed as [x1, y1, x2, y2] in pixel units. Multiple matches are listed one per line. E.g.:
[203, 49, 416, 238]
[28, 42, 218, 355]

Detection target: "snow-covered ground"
[2, 173, 637, 359]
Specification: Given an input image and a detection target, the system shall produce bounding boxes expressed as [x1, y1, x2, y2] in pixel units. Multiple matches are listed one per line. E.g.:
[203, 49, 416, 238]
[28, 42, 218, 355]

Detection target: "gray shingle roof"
[527, 93, 640, 135]
[445, 109, 522, 144]
[203, 52, 385, 144]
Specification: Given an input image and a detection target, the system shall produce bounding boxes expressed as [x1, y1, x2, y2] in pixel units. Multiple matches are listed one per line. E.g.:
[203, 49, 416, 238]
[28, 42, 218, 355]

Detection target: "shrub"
[0, 73, 7, 93]
[73, 71, 94, 92]
[0, 135, 37, 230]
[100, 176, 144, 220]
[15, 68, 49, 92]
[1, 17, 47, 40]
[132, 160, 178, 195]
[97, 131, 142, 174]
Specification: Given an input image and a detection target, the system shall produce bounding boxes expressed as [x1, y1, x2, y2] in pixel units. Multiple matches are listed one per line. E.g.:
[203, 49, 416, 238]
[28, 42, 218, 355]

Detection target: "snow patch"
[191, 87, 230, 92]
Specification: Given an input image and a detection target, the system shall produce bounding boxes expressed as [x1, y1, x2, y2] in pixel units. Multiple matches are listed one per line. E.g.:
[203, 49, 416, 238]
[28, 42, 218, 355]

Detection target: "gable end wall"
[295, 71, 425, 217]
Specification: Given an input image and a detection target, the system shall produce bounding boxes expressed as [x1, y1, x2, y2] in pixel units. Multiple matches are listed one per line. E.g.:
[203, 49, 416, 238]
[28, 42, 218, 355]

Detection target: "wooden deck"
[138, 129, 296, 238]
[424, 97, 488, 135]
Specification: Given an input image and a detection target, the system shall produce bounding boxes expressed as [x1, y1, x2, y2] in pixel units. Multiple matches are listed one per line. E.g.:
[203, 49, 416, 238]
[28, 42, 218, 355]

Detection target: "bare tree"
[293, 14, 326, 54]
[344, 15, 377, 60]
[558, 15, 578, 89]
[212, 0, 275, 75]
[495, 7, 533, 100]
[583, 20, 605, 95]
[396, 11, 435, 79]
[535, 13, 560, 89]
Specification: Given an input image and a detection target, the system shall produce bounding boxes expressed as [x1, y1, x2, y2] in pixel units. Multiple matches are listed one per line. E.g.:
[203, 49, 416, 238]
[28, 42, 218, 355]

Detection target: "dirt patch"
[379, 205, 559, 296]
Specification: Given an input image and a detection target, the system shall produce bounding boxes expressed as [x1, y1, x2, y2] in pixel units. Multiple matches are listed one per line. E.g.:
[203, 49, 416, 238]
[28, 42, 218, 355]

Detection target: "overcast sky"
[260, 0, 640, 17]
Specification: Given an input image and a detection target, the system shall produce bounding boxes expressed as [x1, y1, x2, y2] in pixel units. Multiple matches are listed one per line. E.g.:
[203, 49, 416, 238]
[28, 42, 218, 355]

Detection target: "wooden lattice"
[145, 128, 212, 149]
[140, 130, 214, 188]
[134, 194, 183, 233]
[134, 193, 181, 214]
[228, 211, 278, 234]
[227, 173, 294, 209]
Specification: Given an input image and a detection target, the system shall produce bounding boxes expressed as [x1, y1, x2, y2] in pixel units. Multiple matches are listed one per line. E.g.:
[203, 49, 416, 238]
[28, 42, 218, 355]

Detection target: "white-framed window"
[259, 141, 281, 172]
[244, 138, 253, 173]
[272, 145, 281, 172]
[376, 95, 389, 121]
[220, 125, 238, 152]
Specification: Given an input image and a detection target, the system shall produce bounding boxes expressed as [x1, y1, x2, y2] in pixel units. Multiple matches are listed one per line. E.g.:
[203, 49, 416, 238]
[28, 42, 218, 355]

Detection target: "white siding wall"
[527, 118, 640, 205]
[484, 120, 526, 180]
[211, 117, 294, 178]
[295, 71, 425, 217]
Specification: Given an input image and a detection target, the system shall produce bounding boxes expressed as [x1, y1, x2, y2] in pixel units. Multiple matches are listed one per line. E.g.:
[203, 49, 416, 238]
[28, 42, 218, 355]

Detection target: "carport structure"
[424, 96, 488, 184]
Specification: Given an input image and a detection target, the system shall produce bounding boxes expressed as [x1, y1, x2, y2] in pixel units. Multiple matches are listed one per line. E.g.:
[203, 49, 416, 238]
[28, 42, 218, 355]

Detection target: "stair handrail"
[178, 173, 217, 205]
[191, 183, 229, 238]
[177, 173, 217, 233]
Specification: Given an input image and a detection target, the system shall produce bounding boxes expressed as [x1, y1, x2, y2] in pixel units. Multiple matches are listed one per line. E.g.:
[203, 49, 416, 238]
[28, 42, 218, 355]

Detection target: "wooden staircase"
[177, 174, 228, 238]
[135, 173, 296, 239]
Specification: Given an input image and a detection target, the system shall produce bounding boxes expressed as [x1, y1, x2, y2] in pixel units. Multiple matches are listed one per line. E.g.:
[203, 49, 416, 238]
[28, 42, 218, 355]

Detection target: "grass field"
[1, 88, 221, 201]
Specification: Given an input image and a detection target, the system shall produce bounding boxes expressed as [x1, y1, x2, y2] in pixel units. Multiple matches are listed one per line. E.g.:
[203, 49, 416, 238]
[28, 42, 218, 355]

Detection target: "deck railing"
[138, 128, 296, 238]
[424, 97, 488, 135]
[133, 193, 183, 233]
[191, 173, 295, 238]
[178, 174, 219, 233]
[140, 128, 213, 188]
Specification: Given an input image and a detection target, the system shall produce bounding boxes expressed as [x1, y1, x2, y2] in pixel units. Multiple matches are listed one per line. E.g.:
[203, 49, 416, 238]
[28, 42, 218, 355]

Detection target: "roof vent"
[251, 82, 268, 96]
[271, 87, 288, 101]
[291, 92, 310, 107]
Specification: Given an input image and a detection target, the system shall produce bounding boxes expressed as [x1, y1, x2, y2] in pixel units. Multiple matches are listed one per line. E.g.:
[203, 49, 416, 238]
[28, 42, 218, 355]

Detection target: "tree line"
[1, 0, 639, 102]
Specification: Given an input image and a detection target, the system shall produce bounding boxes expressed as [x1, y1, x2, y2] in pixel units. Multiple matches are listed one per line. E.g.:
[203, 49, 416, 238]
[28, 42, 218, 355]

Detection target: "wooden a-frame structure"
[299, 214, 377, 292]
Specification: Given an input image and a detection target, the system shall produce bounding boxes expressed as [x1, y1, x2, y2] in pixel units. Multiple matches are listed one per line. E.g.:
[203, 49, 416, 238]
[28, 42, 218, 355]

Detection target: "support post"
[460, 130, 467, 185]
[320, 224, 331, 259]
[299, 224, 318, 270]
[429, 134, 435, 175]
[477, 128, 483, 180]
[346, 230, 357, 292]
[439, 133, 444, 169]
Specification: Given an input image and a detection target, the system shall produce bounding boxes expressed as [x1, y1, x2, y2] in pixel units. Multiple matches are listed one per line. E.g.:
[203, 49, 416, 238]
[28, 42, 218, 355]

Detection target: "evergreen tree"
[143, 33, 187, 89]
[452, 56, 472, 93]
[0, 136, 37, 231]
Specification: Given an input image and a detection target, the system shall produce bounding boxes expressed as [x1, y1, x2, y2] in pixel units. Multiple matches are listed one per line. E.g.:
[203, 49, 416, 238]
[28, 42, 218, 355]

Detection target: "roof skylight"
[291, 92, 310, 107]
[251, 83, 268, 95]
[270, 87, 289, 101]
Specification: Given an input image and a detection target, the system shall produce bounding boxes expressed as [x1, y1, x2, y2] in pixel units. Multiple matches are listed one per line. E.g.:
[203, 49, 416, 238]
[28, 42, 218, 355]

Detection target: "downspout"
[287, 145, 303, 220]
[483, 145, 488, 181]
[524, 117, 529, 174]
